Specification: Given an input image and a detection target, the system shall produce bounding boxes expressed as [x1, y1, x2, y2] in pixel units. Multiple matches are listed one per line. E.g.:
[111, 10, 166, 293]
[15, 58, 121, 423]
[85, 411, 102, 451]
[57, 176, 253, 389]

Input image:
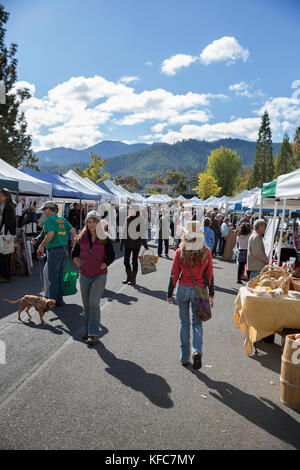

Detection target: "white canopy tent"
[64, 170, 118, 203]
[102, 180, 132, 203]
[0, 158, 52, 195]
[174, 195, 188, 202]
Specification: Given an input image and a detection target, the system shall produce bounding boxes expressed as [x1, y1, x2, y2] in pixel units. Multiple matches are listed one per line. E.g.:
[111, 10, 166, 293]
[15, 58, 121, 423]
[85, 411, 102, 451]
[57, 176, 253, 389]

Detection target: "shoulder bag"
[0, 227, 15, 255]
[182, 248, 212, 321]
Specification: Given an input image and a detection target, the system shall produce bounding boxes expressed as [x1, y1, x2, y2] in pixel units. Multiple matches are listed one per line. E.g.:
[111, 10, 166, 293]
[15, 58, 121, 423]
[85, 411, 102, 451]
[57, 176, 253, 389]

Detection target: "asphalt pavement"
[0, 242, 299, 450]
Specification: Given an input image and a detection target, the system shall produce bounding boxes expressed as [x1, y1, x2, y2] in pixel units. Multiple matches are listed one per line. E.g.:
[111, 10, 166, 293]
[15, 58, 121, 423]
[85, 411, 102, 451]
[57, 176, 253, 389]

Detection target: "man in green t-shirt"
[38, 201, 76, 306]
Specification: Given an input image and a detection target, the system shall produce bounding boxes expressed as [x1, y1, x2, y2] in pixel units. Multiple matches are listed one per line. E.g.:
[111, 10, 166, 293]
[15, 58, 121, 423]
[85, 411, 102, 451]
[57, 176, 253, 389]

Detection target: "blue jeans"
[249, 270, 260, 280]
[47, 246, 67, 303]
[79, 274, 107, 337]
[176, 285, 203, 362]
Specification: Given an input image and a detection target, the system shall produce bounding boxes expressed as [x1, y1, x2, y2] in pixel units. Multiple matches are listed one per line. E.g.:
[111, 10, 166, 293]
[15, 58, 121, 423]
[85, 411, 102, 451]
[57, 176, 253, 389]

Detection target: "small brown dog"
[5, 295, 56, 324]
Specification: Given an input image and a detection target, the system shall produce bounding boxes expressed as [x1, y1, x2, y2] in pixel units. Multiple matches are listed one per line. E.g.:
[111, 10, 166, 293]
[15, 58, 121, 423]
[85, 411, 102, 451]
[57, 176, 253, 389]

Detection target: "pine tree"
[0, 5, 32, 167]
[248, 110, 274, 188]
[22, 150, 39, 170]
[292, 125, 300, 168]
[274, 132, 295, 177]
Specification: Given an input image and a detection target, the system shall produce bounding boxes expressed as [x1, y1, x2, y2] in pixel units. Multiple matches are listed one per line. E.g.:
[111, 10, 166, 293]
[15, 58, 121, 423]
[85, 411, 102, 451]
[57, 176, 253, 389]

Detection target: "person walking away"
[120, 205, 148, 286]
[167, 221, 214, 368]
[158, 211, 171, 257]
[68, 203, 81, 231]
[72, 211, 115, 346]
[203, 217, 215, 253]
[236, 222, 251, 284]
[210, 212, 220, 257]
[219, 216, 230, 256]
[170, 211, 175, 239]
[37, 201, 76, 306]
[0, 188, 17, 282]
[20, 205, 39, 259]
[247, 219, 269, 280]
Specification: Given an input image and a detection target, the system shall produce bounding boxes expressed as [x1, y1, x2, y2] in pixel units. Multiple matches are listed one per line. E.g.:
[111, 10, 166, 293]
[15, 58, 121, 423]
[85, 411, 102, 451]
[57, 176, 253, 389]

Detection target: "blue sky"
[3, 0, 300, 151]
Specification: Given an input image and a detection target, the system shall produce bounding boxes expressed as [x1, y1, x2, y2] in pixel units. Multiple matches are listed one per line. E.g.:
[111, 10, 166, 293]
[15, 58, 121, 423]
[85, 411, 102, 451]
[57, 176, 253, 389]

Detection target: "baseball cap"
[245, 211, 252, 217]
[85, 210, 101, 222]
[39, 201, 59, 212]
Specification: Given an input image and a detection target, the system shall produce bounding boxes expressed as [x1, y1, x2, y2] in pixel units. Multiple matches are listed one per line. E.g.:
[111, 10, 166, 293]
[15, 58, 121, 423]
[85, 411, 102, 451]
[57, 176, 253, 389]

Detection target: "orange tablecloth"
[234, 287, 300, 355]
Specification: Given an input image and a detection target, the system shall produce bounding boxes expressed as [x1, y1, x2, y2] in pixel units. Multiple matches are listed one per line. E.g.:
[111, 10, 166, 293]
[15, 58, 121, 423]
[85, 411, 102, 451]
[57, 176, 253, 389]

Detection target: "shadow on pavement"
[190, 370, 300, 449]
[134, 285, 167, 301]
[215, 285, 239, 296]
[17, 317, 67, 335]
[103, 289, 138, 305]
[249, 342, 282, 374]
[93, 341, 174, 409]
[48, 303, 85, 337]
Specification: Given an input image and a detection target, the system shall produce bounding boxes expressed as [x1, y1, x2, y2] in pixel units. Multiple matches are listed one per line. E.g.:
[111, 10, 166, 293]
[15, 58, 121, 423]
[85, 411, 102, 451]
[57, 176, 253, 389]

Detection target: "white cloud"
[291, 80, 300, 99]
[152, 117, 260, 144]
[118, 76, 140, 84]
[200, 36, 249, 65]
[145, 61, 153, 66]
[161, 54, 198, 76]
[19, 75, 226, 151]
[151, 123, 167, 133]
[229, 81, 264, 98]
[160, 36, 249, 76]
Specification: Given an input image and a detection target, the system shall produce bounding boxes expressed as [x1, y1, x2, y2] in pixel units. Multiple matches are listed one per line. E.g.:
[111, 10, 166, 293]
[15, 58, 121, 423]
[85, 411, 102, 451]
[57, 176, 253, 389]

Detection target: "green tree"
[192, 173, 221, 200]
[149, 187, 162, 195]
[21, 150, 39, 170]
[292, 125, 300, 168]
[248, 110, 274, 188]
[113, 175, 141, 192]
[0, 5, 32, 167]
[166, 170, 186, 195]
[74, 152, 109, 183]
[206, 146, 242, 196]
[274, 132, 295, 177]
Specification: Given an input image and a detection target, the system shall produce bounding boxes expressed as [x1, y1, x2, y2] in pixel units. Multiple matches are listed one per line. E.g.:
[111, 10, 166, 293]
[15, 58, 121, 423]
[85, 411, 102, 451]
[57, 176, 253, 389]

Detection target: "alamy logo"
[0, 81, 6, 105]
[0, 340, 6, 365]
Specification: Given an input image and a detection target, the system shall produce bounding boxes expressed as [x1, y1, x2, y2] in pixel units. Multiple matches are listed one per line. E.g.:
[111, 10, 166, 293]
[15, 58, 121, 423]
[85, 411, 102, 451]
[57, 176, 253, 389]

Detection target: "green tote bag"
[63, 257, 78, 296]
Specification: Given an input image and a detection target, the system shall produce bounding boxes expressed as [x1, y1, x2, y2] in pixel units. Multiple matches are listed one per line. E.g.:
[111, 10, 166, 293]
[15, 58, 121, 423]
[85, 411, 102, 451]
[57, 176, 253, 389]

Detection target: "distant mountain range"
[37, 138, 281, 184]
[36, 140, 150, 166]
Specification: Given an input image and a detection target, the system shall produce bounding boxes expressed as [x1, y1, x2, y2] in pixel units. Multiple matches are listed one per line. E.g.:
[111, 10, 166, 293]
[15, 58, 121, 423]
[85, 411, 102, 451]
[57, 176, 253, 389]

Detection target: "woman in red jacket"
[167, 221, 214, 369]
[72, 211, 115, 346]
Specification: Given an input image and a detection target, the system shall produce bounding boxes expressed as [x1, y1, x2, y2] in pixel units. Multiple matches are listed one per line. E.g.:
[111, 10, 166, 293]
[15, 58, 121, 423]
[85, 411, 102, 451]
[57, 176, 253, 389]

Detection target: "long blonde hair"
[180, 236, 208, 267]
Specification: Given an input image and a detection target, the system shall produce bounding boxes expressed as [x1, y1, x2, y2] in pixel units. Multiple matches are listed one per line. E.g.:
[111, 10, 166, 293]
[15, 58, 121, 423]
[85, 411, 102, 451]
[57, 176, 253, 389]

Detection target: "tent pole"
[269, 200, 278, 265]
[277, 198, 286, 267]
[80, 200, 82, 230]
[259, 191, 263, 219]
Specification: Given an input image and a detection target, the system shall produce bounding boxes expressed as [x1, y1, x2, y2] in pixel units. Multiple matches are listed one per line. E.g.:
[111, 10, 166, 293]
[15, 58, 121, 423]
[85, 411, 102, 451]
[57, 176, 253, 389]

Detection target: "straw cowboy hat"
[182, 220, 205, 251]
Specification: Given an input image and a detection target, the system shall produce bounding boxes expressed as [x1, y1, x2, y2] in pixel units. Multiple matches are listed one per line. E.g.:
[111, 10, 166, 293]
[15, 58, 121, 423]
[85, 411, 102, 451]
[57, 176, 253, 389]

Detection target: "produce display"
[247, 266, 291, 297]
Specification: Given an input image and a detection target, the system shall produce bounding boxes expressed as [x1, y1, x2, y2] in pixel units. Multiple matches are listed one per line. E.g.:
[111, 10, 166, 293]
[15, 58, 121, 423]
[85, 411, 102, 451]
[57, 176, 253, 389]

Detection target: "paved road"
[0, 242, 299, 450]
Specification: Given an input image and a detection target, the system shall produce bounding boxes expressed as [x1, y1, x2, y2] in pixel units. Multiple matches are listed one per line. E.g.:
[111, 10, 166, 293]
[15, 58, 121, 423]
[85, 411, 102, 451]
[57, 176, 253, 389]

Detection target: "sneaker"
[87, 336, 99, 346]
[82, 332, 89, 340]
[192, 352, 202, 369]
[181, 361, 190, 367]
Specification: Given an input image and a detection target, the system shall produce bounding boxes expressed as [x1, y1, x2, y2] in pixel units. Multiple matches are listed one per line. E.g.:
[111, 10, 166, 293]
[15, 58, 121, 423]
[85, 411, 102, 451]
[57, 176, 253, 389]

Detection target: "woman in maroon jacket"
[72, 211, 115, 346]
[167, 221, 214, 369]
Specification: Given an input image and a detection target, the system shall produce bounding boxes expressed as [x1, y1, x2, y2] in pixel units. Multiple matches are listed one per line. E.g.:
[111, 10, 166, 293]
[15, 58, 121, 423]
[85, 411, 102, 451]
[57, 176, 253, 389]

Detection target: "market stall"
[234, 285, 300, 355]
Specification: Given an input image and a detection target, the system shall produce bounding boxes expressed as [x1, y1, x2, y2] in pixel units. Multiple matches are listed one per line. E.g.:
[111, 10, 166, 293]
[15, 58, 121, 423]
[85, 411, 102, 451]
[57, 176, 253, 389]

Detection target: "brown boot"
[128, 270, 137, 286]
[122, 268, 132, 284]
